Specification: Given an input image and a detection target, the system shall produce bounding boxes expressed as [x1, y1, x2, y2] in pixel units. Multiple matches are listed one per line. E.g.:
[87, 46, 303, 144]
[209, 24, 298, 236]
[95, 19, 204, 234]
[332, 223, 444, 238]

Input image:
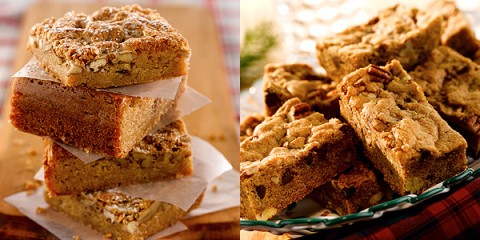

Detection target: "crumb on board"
[72, 235, 81, 240]
[103, 233, 112, 239]
[211, 185, 218, 192]
[36, 207, 46, 214]
[24, 179, 41, 191]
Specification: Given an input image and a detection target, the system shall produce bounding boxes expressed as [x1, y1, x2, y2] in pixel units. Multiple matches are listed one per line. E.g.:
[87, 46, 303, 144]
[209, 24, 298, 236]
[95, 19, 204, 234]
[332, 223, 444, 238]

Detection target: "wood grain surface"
[0, 3, 239, 239]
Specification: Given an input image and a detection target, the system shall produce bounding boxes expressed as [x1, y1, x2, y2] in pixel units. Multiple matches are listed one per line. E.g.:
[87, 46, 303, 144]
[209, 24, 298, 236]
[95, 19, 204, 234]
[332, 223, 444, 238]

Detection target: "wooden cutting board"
[0, 3, 239, 239]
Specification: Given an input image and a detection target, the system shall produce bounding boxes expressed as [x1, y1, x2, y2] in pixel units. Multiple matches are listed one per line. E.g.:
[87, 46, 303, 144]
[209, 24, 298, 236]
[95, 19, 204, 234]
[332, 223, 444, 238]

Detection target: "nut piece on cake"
[9, 77, 185, 158]
[410, 46, 480, 157]
[310, 160, 395, 216]
[428, 0, 480, 57]
[45, 190, 204, 239]
[337, 60, 467, 195]
[263, 63, 339, 118]
[316, 4, 442, 82]
[240, 98, 357, 220]
[44, 120, 193, 195]
[27, 5, 191, 88]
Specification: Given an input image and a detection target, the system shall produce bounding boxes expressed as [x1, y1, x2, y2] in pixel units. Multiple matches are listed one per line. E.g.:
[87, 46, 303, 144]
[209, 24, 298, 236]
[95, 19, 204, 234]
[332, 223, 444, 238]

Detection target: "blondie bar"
[263, 63, 339, 118]
[44, 120, 193, 195]
[10, 77, 185, 158]
[45, 190, 203, 240]
[27, 5, 190, 88]
[240, 98, 357, 220]
[337, 60, 467, 195]
[316, 4, 442, 82]
[428, 0, 479, 57]
[310, 160, 395, 215]
[410, 46, 480, 157]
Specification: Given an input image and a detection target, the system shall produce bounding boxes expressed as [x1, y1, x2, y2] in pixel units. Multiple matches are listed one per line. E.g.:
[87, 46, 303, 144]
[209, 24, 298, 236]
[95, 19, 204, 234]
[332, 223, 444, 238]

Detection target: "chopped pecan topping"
[291, 103, 312, 119]
[367, 65, 392, 83]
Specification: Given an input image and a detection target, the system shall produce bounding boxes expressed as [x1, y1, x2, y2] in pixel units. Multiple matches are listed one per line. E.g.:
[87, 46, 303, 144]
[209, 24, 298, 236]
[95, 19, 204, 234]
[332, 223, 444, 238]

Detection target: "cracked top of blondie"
[338, 60, 466, 163]
[27, 5, 190, 66]
[240, 98, 349, 173]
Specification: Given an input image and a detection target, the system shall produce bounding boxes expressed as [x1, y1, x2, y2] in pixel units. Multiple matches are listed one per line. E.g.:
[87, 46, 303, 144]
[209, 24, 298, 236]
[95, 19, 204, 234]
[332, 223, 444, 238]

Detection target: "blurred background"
[240, 0, 480, 90]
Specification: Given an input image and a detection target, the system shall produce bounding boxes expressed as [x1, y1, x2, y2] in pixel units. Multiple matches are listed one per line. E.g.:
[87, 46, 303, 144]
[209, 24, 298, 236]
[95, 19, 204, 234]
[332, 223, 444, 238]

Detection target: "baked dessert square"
[240, 98, 357, 220]
[45, 190, 203, 240]
[10, 77, 185, 158]
[428, 0, 479, 57]
[44, 120, 193, 195]
[316, 4, 442, 82]
[337, 60, 467, 195]
[409, 46, 480, 157]
[27, 5, 190, 88]
[263, 63, 339, 118]
[310, 160, 395, 216]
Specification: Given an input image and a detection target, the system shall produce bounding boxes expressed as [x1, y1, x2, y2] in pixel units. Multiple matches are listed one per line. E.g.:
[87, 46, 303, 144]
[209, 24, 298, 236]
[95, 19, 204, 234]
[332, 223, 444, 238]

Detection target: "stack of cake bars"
[9, 5, 203, 239]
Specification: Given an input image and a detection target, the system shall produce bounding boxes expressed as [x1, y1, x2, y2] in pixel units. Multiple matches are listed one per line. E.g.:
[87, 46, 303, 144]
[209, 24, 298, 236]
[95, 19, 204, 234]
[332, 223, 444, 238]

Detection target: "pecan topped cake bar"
[27, 5, 190, 88]
[338, 60, 467, 195]
[263, 63, 339, 118]
[240, 98, 357, 220]
[410, 46, 480, 157]
[44, 120, 193, 195]
[45, 190, 204, 239]
[317, 4, 442, 82]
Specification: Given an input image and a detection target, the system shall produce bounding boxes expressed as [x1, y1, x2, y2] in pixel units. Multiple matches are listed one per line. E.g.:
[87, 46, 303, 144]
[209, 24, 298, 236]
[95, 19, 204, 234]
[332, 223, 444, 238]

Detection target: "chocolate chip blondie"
[240, 98, 357, 220]
[317, 4, 442, 82]
[27, 5, 190, 88]
[45, 190, 203, 240]
[263, 63, 339, 118]
[310, 160, 395, 216]
[44, 120, 193, 195]
[337, 60, 467, 195]
[410, 46, 480, 157]
[428, 0, 479, 57]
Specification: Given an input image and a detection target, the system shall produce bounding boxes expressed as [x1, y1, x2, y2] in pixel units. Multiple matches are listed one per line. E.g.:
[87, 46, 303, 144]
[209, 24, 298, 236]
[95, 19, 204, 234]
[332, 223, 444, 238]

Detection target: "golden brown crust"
[27, 5, 190, 88]
[44, 120, 193, 195]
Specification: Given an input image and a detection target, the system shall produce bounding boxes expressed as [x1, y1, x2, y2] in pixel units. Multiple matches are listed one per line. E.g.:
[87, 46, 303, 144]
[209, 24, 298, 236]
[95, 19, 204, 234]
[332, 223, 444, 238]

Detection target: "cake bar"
[45, 190, 203, 240]
[263, 63, 339, 119]
[27, 5, 191, 88]
[240, 98, 357, 220]
[310, 160, 395, 216]
[44, 120, 193, 195]
[428, 0, 479, 57]
[316, 4, 442, 82]
[10, 77, 185, 158]
[337, 60, 467, 195]
[410, 46, 480, 157]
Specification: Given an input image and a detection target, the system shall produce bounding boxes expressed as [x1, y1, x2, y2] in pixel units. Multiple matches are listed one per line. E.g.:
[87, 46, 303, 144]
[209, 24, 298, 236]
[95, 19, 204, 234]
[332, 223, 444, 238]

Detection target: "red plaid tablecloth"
[300, 178, 480, 240]
[0, 0, 239, 123]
